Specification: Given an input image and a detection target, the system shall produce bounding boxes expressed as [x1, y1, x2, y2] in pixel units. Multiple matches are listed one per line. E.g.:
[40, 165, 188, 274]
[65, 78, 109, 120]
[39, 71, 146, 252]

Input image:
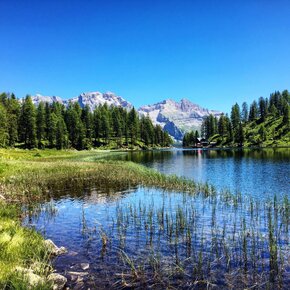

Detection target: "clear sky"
[1, 0, 290, 113]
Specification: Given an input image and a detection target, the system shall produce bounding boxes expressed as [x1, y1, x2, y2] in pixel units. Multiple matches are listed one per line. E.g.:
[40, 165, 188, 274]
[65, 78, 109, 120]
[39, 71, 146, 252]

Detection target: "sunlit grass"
[0, 149, 204, 202]
[0, 203, 51, 289]
[0, 148, 289, 288]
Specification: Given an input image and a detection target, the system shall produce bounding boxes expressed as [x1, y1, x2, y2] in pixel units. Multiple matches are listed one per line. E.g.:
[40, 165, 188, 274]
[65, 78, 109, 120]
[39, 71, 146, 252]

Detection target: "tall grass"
[0, 203, 51, 289]
[0, 149, 207, 202]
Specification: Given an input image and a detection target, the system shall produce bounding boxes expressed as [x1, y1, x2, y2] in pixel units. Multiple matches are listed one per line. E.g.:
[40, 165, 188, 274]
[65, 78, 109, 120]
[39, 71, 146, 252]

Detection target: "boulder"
[47, 273, 67, 290]
[44, 239, 67, 255]
[67, 271, 89, 277]
[80, 263, 90, 270]
[15, 267, 44, 288]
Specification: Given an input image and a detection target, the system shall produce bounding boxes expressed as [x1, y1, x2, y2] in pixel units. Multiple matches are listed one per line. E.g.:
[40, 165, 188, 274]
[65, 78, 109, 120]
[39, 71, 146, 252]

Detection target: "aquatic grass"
[0, 202, 51, 289]
[0, 150, 201, 203]
[64, 187, 289, 289]
[1, 148, 289, 288]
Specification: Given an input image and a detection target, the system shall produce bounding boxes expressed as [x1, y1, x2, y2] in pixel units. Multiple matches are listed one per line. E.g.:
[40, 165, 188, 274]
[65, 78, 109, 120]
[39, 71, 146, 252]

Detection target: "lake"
[108, 148, 290, 198]
[24, 148, 290, 289]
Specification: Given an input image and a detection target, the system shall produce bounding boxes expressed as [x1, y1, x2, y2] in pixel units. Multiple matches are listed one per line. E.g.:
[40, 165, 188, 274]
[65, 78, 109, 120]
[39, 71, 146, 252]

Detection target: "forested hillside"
[0, 93, 172, 150]
[183, 90, 290, 147]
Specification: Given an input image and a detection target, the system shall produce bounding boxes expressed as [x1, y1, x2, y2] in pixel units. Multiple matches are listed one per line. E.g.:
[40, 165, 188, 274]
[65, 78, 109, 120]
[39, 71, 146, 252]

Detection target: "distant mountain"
[31, 92, 132, 111]
[68, 91, 132, 111]
[30, 92, 222, 140]
[30, 94, 63, 106]
[138, 99, 222, 140]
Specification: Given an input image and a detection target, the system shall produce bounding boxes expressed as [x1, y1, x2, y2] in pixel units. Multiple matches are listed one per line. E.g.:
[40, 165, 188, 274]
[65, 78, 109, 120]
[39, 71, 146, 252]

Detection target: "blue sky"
[0, 0, 290, 113]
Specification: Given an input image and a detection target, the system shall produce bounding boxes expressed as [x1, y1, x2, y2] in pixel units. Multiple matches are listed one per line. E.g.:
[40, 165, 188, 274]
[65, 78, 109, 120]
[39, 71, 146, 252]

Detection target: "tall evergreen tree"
[0, 103, 8, 147]
[218, 113, 227, 140]
[56, 117, 68, 149]
[81, 105, 93, 148]
[241, 102, 249, 123]
[230, 103, 241, 129]
[19, 96, 37, 148]
[258, 97, 267, 121]
[249, 101, 258, 121]
[282, 101, 290, 127]
[6, 93, 20, 147]
[128, 107, 139, 145]
[36, 102, 46, 148]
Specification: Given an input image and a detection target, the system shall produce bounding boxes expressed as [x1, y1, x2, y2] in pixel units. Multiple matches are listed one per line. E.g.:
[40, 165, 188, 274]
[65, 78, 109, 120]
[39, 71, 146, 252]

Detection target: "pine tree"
[36, 102, 46, 148]
[128, 107, 139, 145]
[230, 103, 241, 129]
[282, 101, 289, 127]
[236, 122, 244, 146]
[81, 105, 93, 148]
[100, 106, 111, 144]
[47, 112, 58, 147]
[258, 97, 267, 121]
[218, 113, 227, 140]
[93, 107, 102, 144]
[66, 102, 83, 149]
[19, 96, 37, 148]
[154, 125, 163, 145]
[259, 124, 267, 142]
[6, 93, 20, 147]
[241, 102, 248, 123]
[0, 103, 8, 147]
[56, 117, 68, 149]
[249, 101, 258, 121]
[112, 107, 123, 146]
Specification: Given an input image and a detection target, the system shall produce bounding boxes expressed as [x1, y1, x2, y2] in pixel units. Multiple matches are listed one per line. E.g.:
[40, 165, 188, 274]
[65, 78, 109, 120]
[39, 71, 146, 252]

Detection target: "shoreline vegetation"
[0, 148, 289, 289]
[0, 148, 206, 289]
[183, 90, 290, 148]
[0, 93, 172, 151]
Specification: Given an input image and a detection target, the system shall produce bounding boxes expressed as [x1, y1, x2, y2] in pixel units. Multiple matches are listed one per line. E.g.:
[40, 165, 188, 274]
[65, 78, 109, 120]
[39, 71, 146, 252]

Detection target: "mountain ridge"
[30, 92, 222, 140]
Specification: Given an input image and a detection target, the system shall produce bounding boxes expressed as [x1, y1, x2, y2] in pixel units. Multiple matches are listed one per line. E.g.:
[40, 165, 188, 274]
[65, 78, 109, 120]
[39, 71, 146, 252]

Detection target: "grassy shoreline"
[0, 149, 207, 203]
[0, 148, 206, 289]
[0, 148, 288, 289]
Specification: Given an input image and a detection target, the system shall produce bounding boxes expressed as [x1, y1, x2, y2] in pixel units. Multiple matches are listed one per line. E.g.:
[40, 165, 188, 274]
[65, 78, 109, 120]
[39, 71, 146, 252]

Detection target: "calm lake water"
[109, 148, 290, 198]
[24, 148, 290, 289]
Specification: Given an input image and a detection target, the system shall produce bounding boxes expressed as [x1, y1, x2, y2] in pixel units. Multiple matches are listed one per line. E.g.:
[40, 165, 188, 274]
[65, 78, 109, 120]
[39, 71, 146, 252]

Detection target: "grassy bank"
[0, 149, 205, 203]
[0, 203, 51, 289]
[0, 148, 206, 288]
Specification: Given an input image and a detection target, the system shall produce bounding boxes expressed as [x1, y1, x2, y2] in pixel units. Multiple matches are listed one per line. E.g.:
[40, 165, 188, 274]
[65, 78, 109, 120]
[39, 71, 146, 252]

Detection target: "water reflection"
[24, 185, 290, 289]
[109, 148, 290, 197]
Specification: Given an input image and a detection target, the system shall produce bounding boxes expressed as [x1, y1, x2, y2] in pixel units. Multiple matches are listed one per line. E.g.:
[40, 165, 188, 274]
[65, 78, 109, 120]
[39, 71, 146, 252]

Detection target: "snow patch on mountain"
[138, 98, 222, 140]
[30, 94, 63, 106]
[69, 91, 132, 111]
[30, 92, 222, 141]
[31, 92, 132, 111]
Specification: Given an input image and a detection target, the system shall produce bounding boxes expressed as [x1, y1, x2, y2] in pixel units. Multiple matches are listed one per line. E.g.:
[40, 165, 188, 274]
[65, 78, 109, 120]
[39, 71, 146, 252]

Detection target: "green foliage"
[0, 92, 172, 150]
[193, 90, 290, 148]
[201, 114, 218, 139]
[0, 203, 50, 289]
[0, 103, 9, 147]
[19, 96, 37, 148]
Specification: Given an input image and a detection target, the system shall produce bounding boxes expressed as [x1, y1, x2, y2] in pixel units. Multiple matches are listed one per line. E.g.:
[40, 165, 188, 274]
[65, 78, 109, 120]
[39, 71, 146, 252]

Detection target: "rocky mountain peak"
[138, 98, 222, 140]
[30, 91, 222, 141]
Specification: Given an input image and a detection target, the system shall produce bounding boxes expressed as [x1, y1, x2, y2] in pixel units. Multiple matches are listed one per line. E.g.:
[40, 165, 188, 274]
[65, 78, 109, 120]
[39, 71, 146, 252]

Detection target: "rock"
[80, 263, 89, 270]
[44, 239, 67, 255]
[67, 250, 78, 256]
[48, 273, 67, 290]
[138, 98, 223, 140]
[73, 281, 85, 290]
[69, 273, 79, 283]
[67, 271, 89, 277]
[15, 267, 44, 288]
